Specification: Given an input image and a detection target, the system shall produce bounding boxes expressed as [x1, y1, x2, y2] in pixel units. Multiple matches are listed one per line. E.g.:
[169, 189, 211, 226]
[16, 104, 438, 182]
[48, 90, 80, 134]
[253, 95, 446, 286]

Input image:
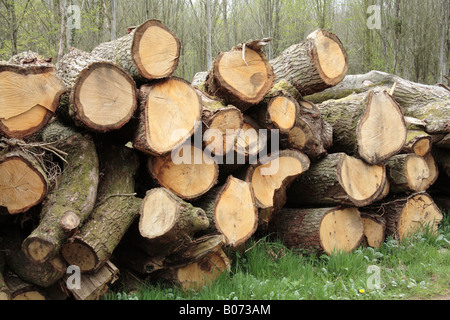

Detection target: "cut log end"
[60, 240, 97, 273]
[139, 188, 209, 240]
[134, 78, 202, 156]
[338, 154, 386, 207]
[267, 96, 297, 132]
[131, 19, 181, 80]
[361, 213, 386, 248]
[358, 90, 407, 164]
[72, 62, 138, 132]
[149, 144, 219, 201]
[309, 29, 348, 86]
[319, 207, 364, 255]
[59, 211, 81, 232]
[0, 154, 48, 215]
[214, 176, 258, 247]
[22, 238, 55, 264]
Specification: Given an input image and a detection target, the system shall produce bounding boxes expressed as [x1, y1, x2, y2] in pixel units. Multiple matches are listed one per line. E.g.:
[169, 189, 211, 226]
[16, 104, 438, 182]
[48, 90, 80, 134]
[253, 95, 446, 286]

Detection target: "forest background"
[0, 0, 448, 86]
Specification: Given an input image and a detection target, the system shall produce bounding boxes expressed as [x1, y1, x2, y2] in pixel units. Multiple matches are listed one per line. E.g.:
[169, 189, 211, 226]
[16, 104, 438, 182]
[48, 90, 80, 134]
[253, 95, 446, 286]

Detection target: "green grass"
[104, 212, 450, 301]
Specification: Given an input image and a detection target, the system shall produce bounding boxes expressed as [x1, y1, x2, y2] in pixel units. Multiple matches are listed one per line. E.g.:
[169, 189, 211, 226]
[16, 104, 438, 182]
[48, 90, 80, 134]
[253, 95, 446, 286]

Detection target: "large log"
[305, 70, 450, 134]
[286, 153, 386, 207]
[133, 78, 202, 157]
[0, 149, 48, 215]
[245, 149, 310, 228]
[270, 29, 348, 96]
[135, 188, 210, 264]
[56, 47, 138, 132]
[60, 144, 141, 273]
[0, 51, 66, 138]
[204, 39, 275, 112]
[377, 193, 443, 240]
[195, 176, 258, 247]
[272, 207, 364, 255]
[22, 121, 99, 264]
[318, 89, 407, 165]
[92, 19, 181, 83]
[148, 144, 219, 201]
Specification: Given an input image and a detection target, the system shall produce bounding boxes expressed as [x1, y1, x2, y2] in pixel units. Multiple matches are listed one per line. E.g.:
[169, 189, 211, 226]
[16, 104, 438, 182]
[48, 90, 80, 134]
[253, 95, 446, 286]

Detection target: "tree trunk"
[204, 39, 275, 112]
[305, 71, 450, 134]
[136, 188, 210, 260]
[318, 89, 407, 165]
[286, 153, 386, 207]
[245, 149, 310, 228]
[378, 193, 443, 241]
[56, 47, 138, 133]
[0, 149, 48, 215]
[60, 145, 141, 273]
[132, 78, 202, 157]
[195, 176, 258, 247]
[0, 52, 66, 138]
[385, 154, 433, 193]
[22, 121, 99, 264]
[91, 19, 181, 83]
[272, 207, 364, 255]
[270, 29, 348, 97]
[148, 144, 219, 201]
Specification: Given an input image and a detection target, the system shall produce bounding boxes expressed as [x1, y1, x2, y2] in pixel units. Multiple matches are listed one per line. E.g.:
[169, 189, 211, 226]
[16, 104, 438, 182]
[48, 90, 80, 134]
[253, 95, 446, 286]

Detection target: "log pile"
[0, 20, 448, 300]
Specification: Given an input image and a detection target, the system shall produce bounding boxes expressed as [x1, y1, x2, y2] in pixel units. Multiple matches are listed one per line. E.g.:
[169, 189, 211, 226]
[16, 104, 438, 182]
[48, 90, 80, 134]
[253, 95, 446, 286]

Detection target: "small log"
[385, 154, 432, 193]
[56, 48, 138, 132]
[133, 78, 202, 157]
[245, 149, 310, 228]
[92, 19, 181, 82]
[204, 39, 275, 112]
[402, 130, 432, 157]
[318, 89, 407, 165]
[272, 207, 364, 255]
[195, 176, 258, 247]
[148, 144, 219, 201]
[270, 29, 348, 96]
[378, 193, 443, 240]
[0, 51, 66, 138]
[22, 121, 99, 264]
[136, 188, 210, 260]
[60, 145, 141, 273]
[287, 153, 386, 207]
[360, 213, 386, 248]
[0, 149, 48, 215]
[2, 226, 66, 288]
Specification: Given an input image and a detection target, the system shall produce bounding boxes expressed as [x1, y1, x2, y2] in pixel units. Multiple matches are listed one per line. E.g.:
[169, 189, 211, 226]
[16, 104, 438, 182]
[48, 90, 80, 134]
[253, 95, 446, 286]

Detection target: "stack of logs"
[0, 19, 448, 300]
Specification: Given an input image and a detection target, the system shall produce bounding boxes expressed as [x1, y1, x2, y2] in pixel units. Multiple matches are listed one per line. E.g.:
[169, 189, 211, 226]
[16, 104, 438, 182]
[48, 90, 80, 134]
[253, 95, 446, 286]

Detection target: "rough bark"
[60, 144, 141, 273]
[272, 207, 364, 255]
[305, 70, 450, 134]
[22, 121, 99, 264]
[318, 89, 407, 165]
[286, 153, 386, 207]
[270, 29, 348, 96]
[92, 19, 181, 83]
